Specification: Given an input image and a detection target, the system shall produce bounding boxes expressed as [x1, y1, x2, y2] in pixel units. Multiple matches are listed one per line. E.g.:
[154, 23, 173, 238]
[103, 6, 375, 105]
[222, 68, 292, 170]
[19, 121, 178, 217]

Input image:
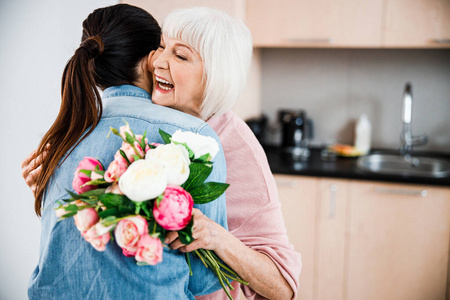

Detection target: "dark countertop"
[264, 146, 450, 187]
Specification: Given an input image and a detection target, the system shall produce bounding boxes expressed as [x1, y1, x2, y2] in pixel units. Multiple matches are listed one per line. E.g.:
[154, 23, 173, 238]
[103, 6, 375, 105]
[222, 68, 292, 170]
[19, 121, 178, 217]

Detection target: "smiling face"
[150, 35, 205, 118]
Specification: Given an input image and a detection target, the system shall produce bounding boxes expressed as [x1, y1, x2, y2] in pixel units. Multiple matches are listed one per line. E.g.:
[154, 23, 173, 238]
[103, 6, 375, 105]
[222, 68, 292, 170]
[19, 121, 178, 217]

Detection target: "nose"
[153, 49, 169, 70]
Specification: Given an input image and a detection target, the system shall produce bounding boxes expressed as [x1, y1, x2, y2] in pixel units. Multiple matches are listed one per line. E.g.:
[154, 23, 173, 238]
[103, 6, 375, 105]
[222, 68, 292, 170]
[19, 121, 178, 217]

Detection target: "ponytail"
[33, 36, 104, 216]
[32, 4, 161, 216]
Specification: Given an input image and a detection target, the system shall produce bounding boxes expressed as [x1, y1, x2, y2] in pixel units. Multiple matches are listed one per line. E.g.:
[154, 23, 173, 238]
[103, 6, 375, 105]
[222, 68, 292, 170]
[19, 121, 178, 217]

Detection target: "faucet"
[400, 83, 428, 161]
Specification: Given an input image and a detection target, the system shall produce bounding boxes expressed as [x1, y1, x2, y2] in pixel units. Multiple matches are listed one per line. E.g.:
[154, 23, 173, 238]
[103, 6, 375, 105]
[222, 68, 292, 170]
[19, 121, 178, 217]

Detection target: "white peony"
[119, 160, 167, 202]
[145, 143, 191, 186]
[171, 130, 219, 161]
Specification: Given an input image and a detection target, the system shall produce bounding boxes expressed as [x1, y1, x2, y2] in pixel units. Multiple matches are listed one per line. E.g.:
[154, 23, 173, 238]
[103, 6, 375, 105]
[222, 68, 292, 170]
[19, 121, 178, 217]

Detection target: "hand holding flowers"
[55, 122, 246, 299]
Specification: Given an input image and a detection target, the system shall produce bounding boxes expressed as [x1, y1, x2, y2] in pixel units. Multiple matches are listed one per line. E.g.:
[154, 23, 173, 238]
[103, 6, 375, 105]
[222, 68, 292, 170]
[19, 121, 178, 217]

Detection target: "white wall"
[0, 1, 117, 299]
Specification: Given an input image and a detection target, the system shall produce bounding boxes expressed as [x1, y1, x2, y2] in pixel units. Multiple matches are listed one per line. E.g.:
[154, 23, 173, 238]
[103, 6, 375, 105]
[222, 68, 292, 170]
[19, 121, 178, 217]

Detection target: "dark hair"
[33, 4, 161, 216]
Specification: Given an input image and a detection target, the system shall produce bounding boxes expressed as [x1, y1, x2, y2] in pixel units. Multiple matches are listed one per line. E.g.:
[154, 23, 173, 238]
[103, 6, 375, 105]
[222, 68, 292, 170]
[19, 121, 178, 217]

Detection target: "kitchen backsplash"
[260, 48, 450, 154]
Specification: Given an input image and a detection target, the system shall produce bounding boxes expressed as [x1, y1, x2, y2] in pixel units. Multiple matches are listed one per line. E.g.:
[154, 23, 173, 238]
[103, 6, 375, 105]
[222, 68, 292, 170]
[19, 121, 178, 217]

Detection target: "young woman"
[24, 4, 228, 299]
[23, 6, 302, 300]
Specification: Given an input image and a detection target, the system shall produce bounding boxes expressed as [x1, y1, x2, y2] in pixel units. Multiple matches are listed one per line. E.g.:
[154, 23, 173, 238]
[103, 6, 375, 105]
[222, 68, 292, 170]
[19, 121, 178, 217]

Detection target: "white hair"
[162, 7, 253, 120]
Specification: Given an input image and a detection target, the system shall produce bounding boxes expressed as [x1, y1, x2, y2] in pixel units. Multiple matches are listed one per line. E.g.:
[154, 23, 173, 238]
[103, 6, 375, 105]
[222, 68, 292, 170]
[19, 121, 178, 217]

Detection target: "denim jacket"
[28, 85, 228, 300]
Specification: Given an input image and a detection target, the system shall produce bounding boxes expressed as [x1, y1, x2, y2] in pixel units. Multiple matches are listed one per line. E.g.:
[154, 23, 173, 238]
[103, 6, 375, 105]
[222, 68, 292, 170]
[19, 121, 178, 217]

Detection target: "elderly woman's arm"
[167, 208, 294, 300]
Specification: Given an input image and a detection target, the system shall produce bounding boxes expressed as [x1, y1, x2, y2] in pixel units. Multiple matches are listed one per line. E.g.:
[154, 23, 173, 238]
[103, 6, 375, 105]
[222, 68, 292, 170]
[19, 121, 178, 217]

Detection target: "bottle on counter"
[354, 113, 371, 155]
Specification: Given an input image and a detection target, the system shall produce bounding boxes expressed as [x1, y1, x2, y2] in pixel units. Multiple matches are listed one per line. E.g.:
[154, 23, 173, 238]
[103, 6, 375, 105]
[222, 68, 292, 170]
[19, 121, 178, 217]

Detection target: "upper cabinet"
[246, 0, 383, 48]
[246, 0, 450, 48]
[383, 0, 450, 47]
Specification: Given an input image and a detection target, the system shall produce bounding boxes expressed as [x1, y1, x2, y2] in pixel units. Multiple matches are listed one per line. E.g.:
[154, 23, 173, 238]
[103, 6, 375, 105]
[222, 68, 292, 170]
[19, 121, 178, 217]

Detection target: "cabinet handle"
[329, 184, 337, 218]
[288, 37, 335, 44]
[431, 39, 450, 44]
[276, 180, 299, 188]
[374, 187, 428, 197]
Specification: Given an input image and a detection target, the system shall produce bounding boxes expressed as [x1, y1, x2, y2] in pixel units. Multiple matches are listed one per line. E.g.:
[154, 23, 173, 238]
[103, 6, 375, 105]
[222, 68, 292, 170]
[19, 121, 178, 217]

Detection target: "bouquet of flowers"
[56, 122, 247, 299]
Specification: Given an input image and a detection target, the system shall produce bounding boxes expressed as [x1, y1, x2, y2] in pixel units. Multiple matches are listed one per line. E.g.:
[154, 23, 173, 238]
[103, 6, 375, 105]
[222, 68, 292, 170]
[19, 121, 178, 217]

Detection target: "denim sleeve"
[187, 125, 228, 296]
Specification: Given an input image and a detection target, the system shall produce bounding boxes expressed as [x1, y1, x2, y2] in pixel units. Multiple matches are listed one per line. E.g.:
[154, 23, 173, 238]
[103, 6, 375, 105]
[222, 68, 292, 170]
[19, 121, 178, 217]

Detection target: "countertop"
[264, 146, 450, 187]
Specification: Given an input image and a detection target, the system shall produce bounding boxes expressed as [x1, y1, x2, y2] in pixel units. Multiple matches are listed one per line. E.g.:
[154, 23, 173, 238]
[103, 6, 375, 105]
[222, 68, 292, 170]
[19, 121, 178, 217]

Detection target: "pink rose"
[135, 234, 163, 265]
[104, 154, 128, 183]
[83, 223, 112, 251]
[119, 135, 149, 163]
[74, 208, 99, 232]
[153, 185, 194, 231]
[119, 124, 133, 140]
[114, 216, 148, 257]
[72, 157, 104, 194]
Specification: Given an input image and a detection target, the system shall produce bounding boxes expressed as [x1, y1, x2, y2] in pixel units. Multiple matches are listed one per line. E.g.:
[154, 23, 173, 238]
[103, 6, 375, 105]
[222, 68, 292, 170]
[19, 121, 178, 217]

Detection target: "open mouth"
[155, 76, 174, 91]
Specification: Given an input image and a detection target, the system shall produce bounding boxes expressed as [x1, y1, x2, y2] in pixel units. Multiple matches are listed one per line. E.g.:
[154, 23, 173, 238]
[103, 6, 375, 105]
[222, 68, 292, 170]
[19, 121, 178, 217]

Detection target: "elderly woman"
[23, 6, 302, 300]
[149, 7, 302, 300]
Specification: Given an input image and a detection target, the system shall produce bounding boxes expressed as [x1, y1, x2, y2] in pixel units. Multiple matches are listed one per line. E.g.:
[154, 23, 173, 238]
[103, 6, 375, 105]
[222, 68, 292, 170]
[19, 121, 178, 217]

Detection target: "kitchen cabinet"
[275, 174, 450, 300]
[383, 0, 450, 48]
[275, 175, 349, 300]
[346, 181, 450, 300]
[275, 175, 317, 300]
[246, 0, 383, 48]
[246, 0, 450, 48]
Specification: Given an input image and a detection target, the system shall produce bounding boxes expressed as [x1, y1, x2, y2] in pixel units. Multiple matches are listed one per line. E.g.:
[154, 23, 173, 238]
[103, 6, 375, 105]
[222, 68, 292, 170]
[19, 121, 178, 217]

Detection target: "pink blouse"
[197, 111, 302, 300]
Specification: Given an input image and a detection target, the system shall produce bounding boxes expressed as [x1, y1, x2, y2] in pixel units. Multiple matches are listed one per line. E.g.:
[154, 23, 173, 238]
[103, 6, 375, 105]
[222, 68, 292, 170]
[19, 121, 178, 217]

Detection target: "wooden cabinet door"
[275, 174, 317, 300]
[246, 0, 383, 47]
[315, 178, 349, 300]
[383, 0, 450, 48]
[346, 181, 450, 300]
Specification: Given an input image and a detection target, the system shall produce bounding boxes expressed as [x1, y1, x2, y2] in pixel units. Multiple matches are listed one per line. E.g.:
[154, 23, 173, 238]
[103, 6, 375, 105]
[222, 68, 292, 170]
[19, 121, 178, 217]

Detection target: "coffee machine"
[278, 109, 311, 160]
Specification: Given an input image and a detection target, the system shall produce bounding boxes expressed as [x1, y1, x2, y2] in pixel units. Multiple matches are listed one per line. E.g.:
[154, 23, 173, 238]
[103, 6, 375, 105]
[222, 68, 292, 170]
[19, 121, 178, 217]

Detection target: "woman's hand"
[165, 208, 227, 252]
[21, 148, 47, 194]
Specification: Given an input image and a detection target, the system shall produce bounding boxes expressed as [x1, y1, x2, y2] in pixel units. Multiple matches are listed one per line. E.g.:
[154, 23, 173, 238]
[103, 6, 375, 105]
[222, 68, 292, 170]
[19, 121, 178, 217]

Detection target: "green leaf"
[119, 150, 132, 165]
[182, 163, 213, 191]
[193, 153, 211, 163]
[159, 129, 172, 144]
[84, 179, 108, 186]
[63, 211, 77, 218]
[98, 208, 119, 218]
[190, 182, 230, 204]
[155, 195, 164, 207]
[125, 131, 135, 144]
[66, 188, 107, 201]
[137, 261, 150, 266]
[93, 168, 105, 176]
[139, 131, 147, 150]
[172, 141, 195, 160]
[102, 216, 118, 227]
[132, 155, 140, 162]
[79, 169, 92, 177]
[141, 201, 152, 218]
[98, 193, 127, 207]
[178, 218, 194, 245]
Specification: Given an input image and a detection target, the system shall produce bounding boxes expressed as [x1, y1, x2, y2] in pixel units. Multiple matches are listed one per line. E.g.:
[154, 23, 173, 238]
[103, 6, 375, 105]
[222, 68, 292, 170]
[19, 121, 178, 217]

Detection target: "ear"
[147, 50, 156, 72]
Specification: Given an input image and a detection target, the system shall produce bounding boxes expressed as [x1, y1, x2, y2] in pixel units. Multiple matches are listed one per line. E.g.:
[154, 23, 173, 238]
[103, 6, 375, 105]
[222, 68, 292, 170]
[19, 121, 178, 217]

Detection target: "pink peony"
[74, 208, 99, 232]
[83, 223, 112, 251]
[72, 157, 104, 194]
[114, 216, 148, 257]
[153, 185, 194, 231]
[135, 234, 163, 265]
[104, 154, 128, 183]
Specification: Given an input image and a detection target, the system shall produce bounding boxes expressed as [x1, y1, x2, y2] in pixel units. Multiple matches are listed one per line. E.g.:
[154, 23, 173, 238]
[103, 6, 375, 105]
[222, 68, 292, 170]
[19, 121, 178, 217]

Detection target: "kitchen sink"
[356, 154, 450, 178]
